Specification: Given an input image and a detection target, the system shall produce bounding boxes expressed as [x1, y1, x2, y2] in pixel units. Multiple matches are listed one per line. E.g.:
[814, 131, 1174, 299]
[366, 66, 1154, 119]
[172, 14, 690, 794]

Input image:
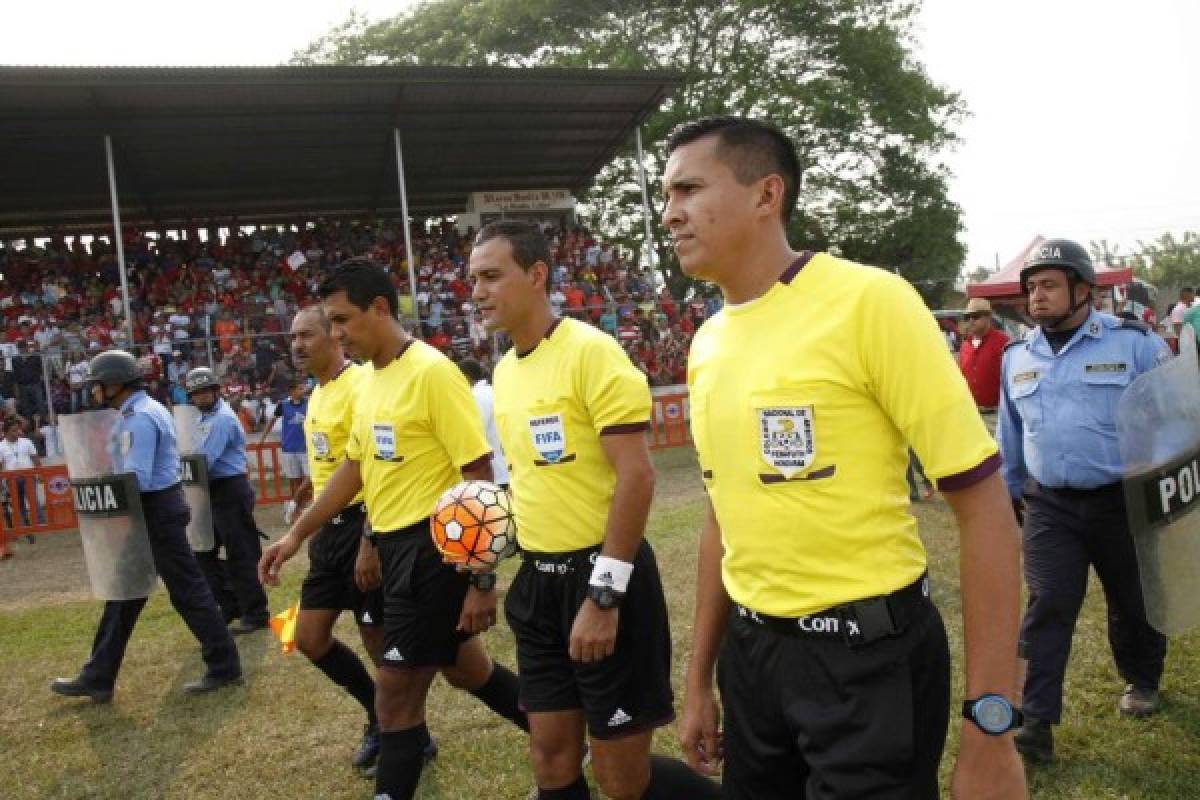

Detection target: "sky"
[4, 0, 1198, 273]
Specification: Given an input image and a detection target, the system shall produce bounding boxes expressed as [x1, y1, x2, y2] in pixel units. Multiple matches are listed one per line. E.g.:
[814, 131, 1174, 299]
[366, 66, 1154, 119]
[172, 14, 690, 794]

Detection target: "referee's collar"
[516, 317, 563, 359]
[779, 251, 815, 286]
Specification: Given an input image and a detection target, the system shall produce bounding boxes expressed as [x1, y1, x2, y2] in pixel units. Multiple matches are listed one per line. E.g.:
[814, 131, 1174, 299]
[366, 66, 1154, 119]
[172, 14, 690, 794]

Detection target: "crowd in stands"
[0, 218, 720, 447]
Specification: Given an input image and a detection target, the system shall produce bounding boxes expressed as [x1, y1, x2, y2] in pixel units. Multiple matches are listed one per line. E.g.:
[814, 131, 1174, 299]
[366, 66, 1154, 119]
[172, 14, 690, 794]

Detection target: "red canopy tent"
[967, 236, 1133, 303]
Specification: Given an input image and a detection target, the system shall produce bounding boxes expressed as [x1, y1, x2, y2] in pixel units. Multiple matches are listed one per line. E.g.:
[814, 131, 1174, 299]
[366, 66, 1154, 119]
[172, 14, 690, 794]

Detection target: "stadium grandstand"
[0, 65, 703, 441]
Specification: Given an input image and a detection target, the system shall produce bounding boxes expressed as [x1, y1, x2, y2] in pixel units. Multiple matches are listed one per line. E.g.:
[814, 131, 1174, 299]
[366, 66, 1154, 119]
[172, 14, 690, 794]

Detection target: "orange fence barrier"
[0, 466, 78, 557]
[247, 442, 290, 505]
[649, 392, 691, 450]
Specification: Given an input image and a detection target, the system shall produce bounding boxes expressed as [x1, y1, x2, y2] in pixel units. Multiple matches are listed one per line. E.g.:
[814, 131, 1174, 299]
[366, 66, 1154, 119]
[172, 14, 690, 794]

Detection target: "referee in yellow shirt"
[470, 221, 719, 800]
[259, 260, 527, 800]
[664, 118, 1026, 798]
[284, 304, 436, 773]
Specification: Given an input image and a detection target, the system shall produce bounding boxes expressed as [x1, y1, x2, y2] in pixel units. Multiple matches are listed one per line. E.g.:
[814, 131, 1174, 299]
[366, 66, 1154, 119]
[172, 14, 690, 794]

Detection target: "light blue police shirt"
[997, 309, 1172, 496]
[196, 397, 248, 479]
[117, 390, 182, 492]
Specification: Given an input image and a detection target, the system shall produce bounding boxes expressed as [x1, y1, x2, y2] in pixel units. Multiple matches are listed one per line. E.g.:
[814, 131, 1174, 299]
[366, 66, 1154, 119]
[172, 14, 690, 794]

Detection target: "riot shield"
[59, 410, 158, 601]
[1117, 326, 1200, 635]
[172, 405, 215, 552]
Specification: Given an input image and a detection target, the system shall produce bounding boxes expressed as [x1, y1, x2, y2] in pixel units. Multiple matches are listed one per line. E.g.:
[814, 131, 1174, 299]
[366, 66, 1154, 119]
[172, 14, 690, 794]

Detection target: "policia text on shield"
[51, 350, 242, 702]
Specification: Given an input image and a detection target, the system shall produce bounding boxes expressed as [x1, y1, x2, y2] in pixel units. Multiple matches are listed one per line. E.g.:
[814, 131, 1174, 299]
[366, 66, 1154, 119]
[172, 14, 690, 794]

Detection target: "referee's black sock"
[641, 755, 721, 799]
[469, 663, 529, 732]
[537, 774, 591, 799]
[312, 639, 377, 724]
[375, 724, 428, 800]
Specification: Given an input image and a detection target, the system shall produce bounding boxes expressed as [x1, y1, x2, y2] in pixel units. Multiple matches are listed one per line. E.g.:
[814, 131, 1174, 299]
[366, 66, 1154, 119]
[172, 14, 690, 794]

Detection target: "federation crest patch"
[372, 423, 398, 461]
[311, 431, 331, 460]
[758, 406, 815, 479]
[529, 413, 566, 463]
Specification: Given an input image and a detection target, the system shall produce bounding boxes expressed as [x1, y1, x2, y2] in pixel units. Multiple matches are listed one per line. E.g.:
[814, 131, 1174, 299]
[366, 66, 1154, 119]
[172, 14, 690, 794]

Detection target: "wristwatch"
[962, 694, 1023, 735]
[468, 571, 497, 591]
[587, 584, 624, 610]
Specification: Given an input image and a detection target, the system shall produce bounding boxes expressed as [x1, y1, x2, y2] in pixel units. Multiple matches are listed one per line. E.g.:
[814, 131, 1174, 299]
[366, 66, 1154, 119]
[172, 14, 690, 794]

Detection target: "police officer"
[51, 350, 241, 701]
[997, 239, 1173, 763]
[185, 367, 270, 633]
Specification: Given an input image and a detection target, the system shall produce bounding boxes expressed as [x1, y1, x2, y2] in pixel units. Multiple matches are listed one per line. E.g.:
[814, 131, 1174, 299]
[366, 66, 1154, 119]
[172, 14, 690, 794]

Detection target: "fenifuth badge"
[372, 423, 398, 461]
[758, 406, 815, 479]
[311, 431, 331, 460]
[529, 413, 567, 464]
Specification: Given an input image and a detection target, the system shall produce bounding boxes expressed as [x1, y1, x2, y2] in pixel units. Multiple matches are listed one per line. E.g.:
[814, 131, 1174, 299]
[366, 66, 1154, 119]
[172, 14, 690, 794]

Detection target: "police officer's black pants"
[80, 485, 240, 689]
[1020, 481, 1168, 724]
[197, 474, 269, 626]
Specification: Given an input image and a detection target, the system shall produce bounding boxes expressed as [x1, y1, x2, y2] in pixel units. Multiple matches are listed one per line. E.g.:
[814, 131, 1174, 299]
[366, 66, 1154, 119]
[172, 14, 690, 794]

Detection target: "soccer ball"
[430, 480, 518, 569]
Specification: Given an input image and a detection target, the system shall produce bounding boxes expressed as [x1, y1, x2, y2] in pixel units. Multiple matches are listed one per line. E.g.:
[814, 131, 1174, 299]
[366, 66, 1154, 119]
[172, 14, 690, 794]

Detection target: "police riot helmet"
[184, 367, 221, 395]
[1019, 238, 1097, 291]
[85, 349, 143, 388]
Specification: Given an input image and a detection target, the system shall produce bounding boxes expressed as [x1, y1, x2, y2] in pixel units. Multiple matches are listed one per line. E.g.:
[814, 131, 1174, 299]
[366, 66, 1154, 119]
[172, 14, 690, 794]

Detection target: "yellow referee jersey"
[346, 340, 491, 533]
[688, 252, 999, 617]
[304, 362, 367, 507]
[493, 318, 652, 553]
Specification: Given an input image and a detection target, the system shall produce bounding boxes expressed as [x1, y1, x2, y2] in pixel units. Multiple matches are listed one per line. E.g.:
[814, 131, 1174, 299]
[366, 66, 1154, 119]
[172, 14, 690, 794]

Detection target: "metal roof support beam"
[104, 134, 135, 348]
[635, 126, 660, 278]
[393, 127, 421, 329]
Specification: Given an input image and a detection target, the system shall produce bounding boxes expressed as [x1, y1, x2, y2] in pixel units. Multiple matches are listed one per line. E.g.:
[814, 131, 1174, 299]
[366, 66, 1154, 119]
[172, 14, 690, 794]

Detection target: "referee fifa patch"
[759, 406, 815, 479]
[529, 413, 568, 464]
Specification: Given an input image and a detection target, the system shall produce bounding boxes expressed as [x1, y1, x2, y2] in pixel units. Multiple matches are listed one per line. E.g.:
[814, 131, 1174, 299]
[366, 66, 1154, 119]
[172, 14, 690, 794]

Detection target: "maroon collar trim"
[779, 251, 815, 286]
[516, 317, 563, 359]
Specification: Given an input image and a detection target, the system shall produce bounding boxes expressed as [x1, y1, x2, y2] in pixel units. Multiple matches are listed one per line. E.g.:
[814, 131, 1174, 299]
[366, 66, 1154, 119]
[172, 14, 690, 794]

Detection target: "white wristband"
[589, 555, 634, 593]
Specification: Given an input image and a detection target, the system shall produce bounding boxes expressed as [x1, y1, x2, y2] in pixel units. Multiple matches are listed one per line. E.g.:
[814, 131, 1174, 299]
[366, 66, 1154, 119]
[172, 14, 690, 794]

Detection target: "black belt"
[1035, 480, 1122, 498]
[209, 474, 249, 488]
[734, 573, 931, 647]
[520, 545, 600, 576]
[329, 502, 365, 528]
[140, 482, 183, 501]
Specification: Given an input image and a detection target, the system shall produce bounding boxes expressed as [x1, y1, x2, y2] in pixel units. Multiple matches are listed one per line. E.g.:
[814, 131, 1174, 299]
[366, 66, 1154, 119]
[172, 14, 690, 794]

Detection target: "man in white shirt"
[0, 418, 41, 535]
[1168, 287, 1196, 336]
[457, 358, 509, 488]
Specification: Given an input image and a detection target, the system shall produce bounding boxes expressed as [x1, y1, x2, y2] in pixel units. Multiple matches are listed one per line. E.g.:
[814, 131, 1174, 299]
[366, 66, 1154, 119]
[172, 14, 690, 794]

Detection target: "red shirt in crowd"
[959, 327, 1010, 409]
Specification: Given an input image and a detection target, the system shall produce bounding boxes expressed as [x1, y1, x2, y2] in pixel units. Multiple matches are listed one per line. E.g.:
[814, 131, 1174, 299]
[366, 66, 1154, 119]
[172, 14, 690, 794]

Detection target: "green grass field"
[1, 447, 1198, 799]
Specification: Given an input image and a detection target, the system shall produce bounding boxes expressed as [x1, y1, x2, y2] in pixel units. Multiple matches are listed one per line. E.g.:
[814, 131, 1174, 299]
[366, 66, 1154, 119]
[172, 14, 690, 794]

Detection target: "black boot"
[1014, 716, 1054, 764]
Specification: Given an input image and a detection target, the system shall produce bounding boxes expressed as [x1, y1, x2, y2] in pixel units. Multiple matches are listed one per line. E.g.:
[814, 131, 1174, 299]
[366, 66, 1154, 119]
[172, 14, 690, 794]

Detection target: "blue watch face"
[974, 696, 1014, 733]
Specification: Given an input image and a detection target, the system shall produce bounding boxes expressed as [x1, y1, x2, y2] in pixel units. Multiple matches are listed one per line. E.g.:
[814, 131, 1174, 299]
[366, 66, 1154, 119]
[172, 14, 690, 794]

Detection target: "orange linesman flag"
[269, 603, 299, 654]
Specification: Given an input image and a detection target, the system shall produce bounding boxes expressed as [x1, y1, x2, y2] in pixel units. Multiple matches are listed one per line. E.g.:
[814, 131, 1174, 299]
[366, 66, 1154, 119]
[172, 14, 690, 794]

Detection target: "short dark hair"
[475, 221, 552, 293]
[665, 116, 801, 224]
[458, 358, 485, 383]
[318, 258, 398, 319]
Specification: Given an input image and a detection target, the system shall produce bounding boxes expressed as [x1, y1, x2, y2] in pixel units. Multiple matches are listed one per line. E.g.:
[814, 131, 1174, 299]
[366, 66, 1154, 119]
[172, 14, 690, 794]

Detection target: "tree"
[295, 0, 967, 303]
[1130, 231, 1200, 291]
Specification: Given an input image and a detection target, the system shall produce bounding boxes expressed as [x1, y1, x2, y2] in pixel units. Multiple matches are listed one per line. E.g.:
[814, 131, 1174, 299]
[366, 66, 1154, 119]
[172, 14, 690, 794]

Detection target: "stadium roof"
[0, 65, 683, 234]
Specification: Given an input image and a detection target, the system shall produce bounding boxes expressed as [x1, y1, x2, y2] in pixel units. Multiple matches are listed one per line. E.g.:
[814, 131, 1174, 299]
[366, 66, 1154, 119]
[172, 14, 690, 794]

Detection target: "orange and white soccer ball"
[430, 480, 517, 569]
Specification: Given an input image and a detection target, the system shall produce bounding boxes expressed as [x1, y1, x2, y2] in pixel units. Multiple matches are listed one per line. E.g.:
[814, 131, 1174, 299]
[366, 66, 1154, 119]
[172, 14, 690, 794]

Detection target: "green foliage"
[294, 0, 967, 303]
[1129, 231, 1200, 289]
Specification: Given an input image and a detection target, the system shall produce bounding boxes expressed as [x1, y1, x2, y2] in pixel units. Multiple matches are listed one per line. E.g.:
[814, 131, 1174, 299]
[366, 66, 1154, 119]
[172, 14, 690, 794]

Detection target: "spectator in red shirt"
[958, 298, 1010, 412]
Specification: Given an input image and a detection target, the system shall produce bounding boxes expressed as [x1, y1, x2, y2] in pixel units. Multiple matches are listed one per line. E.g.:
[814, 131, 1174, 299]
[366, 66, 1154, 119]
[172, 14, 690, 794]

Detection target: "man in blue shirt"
[185, 367, 270, 634]
[259, 378, 309, 521]
[997, 239, 1173, 763]
[51, 350, 241, 701]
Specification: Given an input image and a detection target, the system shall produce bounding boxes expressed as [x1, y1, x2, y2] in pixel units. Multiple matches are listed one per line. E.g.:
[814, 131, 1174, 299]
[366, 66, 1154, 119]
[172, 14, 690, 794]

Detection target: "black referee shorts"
[504, 540, 675, 740]
[299, 503, 383, 627]
[375, 520, 471, 669]
[718, 575, 950, 800]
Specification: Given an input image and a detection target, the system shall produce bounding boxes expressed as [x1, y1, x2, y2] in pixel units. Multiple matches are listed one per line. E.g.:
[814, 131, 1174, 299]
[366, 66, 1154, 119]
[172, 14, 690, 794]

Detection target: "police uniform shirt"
[196, 398, 248, 478]
[688, 253, 999, 618]
[996, 309, 1171, 497]
[117, 390, 182, 492]
[345, 340, 490, 534]
[492, 318, 651, 553]
[304, 362, 367, 505]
